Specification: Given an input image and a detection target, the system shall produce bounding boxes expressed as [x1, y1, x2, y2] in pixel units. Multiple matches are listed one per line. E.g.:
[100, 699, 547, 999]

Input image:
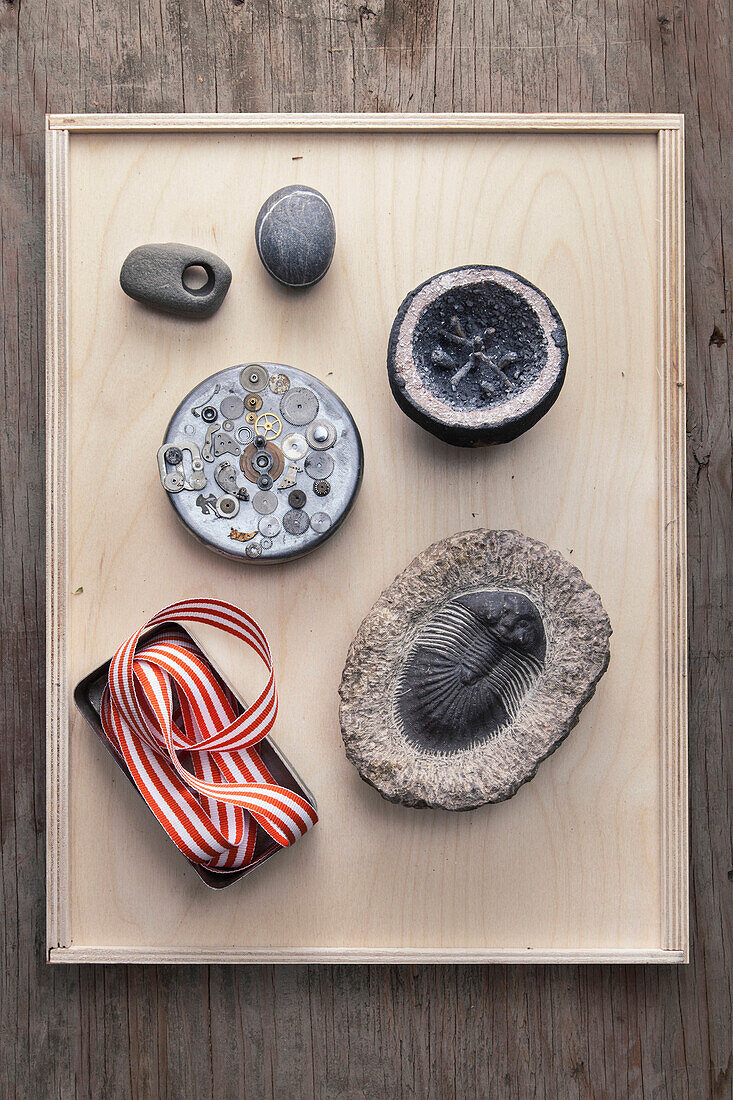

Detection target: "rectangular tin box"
[73, 620, 317, 890]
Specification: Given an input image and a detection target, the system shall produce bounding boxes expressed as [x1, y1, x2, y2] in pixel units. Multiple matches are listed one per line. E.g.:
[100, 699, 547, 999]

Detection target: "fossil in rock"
[339, 530, 611, 810]
[395, 591, 546, 754]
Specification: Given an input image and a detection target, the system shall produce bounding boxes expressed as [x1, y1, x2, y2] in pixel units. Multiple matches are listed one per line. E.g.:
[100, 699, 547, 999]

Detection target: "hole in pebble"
[182, 264, 214, 295]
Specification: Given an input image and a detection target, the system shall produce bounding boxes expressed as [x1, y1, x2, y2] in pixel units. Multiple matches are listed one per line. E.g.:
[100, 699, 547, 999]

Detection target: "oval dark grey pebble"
[255, 185, 336, 288]
[120, 243, 232, 319]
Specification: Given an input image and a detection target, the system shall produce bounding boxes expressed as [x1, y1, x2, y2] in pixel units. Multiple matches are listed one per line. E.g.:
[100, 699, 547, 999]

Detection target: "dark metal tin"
[73, 620, 317, 890]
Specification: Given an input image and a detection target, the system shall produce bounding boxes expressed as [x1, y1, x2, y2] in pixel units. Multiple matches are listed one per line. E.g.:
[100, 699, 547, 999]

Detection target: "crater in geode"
[387, 266, 568, 447]
[339, 530, 611, 810]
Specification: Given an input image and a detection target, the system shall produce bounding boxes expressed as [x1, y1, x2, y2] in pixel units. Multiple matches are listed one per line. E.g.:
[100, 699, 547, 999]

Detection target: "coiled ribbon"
[100, 598, 318, 872]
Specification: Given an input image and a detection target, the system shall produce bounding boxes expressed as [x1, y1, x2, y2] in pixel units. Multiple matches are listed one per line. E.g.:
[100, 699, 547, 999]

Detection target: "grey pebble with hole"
[120, 243, 232, 318]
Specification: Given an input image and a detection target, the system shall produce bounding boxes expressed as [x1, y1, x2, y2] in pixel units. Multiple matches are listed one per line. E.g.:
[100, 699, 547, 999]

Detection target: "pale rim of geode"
[387, 266, 568, 446]
[339, 529, 612, 810]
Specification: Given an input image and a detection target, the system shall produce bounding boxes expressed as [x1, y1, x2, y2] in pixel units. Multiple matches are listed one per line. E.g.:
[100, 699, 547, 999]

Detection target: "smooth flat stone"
[120, 243, 232, 318]
[255, 185, 335, 288]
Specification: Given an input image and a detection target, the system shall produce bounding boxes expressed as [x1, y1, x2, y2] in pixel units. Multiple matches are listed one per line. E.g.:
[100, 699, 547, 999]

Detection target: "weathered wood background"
[1, 1, 730, 1096]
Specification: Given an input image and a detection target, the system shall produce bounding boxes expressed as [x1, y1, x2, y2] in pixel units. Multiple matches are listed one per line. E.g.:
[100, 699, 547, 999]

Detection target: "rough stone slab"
[339, 529, 612, 810]
[120, 242, 232, 318]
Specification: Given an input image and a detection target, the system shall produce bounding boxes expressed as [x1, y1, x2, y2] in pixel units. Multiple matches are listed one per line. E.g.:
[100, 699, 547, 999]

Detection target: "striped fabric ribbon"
[100, 598, 318, 872]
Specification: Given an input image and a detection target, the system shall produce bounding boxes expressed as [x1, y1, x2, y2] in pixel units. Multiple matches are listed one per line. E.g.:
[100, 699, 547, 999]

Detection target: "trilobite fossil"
[395, 591, 546, 754]
[339, 529, 612, 810]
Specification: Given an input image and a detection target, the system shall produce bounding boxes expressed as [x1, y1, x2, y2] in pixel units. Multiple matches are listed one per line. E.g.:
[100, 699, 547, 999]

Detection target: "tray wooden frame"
[46, 113, 686, 964]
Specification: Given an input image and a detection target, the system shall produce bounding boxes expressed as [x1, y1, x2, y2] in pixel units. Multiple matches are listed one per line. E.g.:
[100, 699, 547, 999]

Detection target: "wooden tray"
[46, 113, 686, 964]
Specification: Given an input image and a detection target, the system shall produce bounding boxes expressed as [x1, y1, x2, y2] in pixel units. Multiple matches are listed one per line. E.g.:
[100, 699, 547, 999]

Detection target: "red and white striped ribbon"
[100, 598, 318, 872]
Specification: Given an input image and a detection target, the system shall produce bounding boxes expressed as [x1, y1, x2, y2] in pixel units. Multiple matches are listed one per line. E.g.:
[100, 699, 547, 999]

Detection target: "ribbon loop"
[100, 599, 317, 872]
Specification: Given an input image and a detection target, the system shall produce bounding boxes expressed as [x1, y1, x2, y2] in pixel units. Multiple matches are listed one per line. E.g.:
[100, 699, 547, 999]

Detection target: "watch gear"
[268, 372, 291, 394]
[255, 412, 282, 440]
[310, 511, 332, 534]
[240, 364, 269, 392]
[305, 420, 337, 450]
[304, 452, 334, 480]
[283, 508, 310, 535]
[282, 433, 309, 461]
[220, 395, 245, 421]
[252, 490, 278, 515]
[240, 440, 285, 484]
[280, 387, 319, 426]
[258, 516, 282, 538]
[215, 495, 240, 518]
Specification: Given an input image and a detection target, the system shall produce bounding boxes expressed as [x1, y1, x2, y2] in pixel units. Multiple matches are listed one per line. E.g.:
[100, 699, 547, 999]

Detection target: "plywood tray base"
[46, 113, 686, 963]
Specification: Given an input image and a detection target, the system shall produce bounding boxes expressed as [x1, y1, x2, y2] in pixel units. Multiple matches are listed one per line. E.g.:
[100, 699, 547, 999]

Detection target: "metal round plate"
[161, 362, 364, 562]
[220, 395, 244, 420]
[283, 509, 310, 536]
[282, 433, 308, 461]
[280, 387, 319, 426]
[304, 452, 334, 480]
[240, 364, 270, 392]
[258, 515, 281, 538]
[252, 490, 278, 515]
[310, 511, 332, 533]
[306, 419, 337, 450]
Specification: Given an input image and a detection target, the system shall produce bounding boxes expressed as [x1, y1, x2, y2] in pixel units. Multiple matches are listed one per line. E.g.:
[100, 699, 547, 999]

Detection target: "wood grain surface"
[49, 122, 676, 963]
[1, 1, 730, 1097]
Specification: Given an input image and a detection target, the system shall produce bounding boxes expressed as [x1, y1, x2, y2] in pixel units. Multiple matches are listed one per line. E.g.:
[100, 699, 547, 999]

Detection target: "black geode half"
[387, 266, 568, 446]
[339, 530, 611, 810]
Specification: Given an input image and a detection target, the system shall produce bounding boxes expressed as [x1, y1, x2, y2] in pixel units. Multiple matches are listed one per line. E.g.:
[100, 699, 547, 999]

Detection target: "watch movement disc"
[160, 362, 363, 562]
